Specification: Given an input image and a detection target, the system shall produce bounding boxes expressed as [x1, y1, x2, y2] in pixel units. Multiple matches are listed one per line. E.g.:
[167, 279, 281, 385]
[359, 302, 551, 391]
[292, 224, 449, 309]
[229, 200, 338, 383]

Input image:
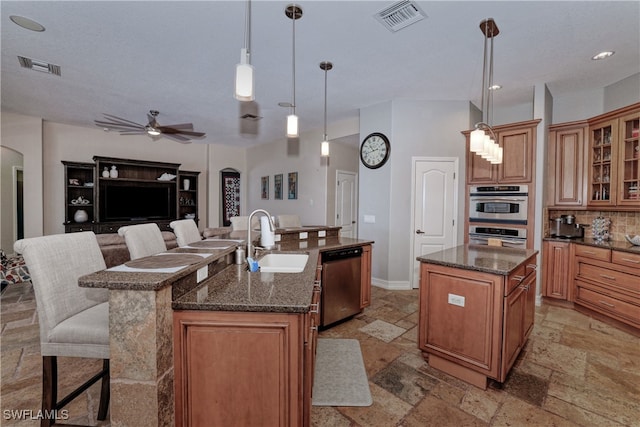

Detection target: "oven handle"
[469, 235, 527, 246]
[470, 197, 527, 202]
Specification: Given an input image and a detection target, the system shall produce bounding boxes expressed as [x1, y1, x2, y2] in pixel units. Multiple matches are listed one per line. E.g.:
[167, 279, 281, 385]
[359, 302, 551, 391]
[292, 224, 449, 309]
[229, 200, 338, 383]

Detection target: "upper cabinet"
[465, 120, 541, 185]
[586, 103, 640, 210]
[617, 110, 640, 207]
[547, 121, 589, 208]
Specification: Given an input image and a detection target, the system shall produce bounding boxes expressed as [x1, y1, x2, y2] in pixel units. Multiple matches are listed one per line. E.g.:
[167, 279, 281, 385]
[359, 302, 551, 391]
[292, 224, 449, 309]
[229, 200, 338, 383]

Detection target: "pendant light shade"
[235, 1, 254, 101]
[285, 4, 302, 138]
[320, 61, 333, 157]
[471, 18, 501, 164]
[287, 114, 298, 137]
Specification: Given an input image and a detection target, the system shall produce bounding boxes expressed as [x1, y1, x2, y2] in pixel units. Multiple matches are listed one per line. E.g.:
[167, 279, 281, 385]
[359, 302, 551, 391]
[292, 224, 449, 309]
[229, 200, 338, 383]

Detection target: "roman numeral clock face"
[360, 133, 390, 169]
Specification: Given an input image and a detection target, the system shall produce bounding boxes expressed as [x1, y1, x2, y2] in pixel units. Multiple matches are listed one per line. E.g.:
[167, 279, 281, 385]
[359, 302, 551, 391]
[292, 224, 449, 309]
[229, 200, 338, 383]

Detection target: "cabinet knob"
[416, 230, 425, 234]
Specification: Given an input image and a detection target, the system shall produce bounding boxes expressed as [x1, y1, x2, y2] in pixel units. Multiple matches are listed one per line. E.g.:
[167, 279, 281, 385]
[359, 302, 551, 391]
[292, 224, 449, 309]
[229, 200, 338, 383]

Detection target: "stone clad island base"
[417, 245, 538, 389]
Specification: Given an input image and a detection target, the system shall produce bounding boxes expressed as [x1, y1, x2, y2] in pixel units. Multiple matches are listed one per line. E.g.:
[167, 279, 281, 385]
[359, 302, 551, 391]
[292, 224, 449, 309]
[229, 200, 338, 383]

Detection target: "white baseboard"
[371, 278, 411, 290]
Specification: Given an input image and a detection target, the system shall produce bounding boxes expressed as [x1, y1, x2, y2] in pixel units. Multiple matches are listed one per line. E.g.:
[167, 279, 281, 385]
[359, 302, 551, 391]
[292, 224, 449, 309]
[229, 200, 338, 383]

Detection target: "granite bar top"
[417, 245, 538, 276]
[543, 236, 640, 255]
[78, 244, 237, 291]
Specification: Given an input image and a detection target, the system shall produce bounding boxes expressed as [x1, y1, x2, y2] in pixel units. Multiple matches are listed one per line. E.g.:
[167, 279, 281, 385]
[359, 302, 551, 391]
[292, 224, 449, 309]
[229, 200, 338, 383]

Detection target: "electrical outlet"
[197, 266, 208, 283]
[447, 293, 465, 307]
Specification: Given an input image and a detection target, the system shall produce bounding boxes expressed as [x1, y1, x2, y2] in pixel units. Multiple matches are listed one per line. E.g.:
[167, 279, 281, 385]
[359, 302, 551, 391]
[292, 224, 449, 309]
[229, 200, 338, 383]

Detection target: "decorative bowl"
[624, 235, 640, 246]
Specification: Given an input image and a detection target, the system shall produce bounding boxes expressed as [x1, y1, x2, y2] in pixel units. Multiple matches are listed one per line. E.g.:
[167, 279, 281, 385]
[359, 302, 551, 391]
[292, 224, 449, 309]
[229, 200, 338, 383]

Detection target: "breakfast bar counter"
[77, 232, 373, 427]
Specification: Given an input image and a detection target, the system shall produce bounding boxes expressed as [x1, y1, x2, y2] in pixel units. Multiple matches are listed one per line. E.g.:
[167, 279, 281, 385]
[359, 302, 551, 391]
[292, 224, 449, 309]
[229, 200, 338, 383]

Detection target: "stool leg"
[97, 359, 110, 420]
[41, 356, 57, 427]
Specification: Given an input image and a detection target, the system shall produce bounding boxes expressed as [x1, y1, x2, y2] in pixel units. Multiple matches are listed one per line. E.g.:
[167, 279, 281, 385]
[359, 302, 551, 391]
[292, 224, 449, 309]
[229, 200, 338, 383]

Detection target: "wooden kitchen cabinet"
[360, 244, 372, 308]
[587, 103, 640, 210]
[573, 244, 640, 330]
[464, 119, 540, 185]
[547, 121, 589, 208]
[173, 310, 311, 427]
[542, 240, 572, 301]
[418, 254, 537, 388]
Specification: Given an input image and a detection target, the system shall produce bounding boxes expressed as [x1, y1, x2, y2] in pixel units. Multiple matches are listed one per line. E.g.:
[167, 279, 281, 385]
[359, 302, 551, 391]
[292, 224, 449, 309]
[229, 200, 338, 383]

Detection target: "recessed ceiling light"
[9, 15, 45, 32]
[488, 84, 502, 91]
[592, 51, 614, 60]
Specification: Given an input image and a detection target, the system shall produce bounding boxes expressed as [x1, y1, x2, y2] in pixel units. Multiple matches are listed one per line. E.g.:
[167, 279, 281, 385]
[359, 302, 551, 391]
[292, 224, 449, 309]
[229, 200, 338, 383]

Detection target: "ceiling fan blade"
[102, 113, 146, 128]
[118, 131, 147, 135]
[95, 120, 143, 131]
[160, 123, 194, 130]
[161, 133, 192, 143]
[158, 127, 205, 137]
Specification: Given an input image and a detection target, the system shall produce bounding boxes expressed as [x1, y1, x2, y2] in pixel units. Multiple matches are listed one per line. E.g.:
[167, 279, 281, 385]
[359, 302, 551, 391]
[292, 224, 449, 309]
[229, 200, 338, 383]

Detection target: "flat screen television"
[100, 184, 176, 222]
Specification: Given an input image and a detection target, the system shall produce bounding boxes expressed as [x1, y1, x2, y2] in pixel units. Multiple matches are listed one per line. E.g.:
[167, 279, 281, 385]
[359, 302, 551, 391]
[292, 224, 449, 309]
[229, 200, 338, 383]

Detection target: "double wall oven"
[468, 185, 529, 247]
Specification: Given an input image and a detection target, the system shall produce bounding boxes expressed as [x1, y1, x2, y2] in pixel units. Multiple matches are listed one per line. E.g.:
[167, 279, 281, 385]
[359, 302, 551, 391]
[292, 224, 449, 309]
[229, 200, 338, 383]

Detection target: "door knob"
[416, 230, 425, 234]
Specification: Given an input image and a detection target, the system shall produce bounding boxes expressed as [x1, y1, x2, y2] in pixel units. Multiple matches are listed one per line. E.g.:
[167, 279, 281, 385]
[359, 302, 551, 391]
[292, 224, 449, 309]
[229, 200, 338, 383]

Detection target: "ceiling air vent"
[374, 0, 427, 32]
[18, 56, 61, 76]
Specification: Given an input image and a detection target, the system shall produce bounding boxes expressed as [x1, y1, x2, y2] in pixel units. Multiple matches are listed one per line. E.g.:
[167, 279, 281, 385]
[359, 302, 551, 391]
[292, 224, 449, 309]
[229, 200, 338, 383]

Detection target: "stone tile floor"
[2, 283, 639, 426]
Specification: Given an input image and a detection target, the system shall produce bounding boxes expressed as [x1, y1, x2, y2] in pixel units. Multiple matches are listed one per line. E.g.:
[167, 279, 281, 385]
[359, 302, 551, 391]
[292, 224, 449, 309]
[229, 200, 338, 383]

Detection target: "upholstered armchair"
[13, 231, 110, 427]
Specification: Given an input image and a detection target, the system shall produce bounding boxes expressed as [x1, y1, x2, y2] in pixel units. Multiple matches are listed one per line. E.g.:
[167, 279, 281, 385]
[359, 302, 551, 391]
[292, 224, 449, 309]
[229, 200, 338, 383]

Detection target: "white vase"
[102, 167, 109, 178]
[183, 179, 190, 191]
[110, 165, 118, 178]
[74, 209, 89, 223]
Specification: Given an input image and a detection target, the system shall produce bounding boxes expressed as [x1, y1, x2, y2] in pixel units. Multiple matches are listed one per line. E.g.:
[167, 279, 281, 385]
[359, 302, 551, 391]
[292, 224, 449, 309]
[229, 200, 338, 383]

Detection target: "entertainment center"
[62, 156, 199, 233]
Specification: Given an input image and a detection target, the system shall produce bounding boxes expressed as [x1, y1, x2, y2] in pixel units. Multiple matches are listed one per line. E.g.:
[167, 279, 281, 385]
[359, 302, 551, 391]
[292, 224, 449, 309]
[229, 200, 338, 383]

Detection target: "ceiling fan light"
[235, 48, 254, 101]
[321, 140, 329, 157]
[147, 128, 161, 136]
[287, 114, 298, 137]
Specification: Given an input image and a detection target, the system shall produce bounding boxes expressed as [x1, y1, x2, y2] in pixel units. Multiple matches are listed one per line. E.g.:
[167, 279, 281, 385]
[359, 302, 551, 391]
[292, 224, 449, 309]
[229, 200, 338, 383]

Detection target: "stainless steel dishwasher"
[321, 246, 362, 328]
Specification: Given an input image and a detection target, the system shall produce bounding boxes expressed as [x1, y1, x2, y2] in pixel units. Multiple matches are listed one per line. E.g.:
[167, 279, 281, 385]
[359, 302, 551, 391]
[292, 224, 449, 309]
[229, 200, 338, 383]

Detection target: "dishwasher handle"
[322, 247, 362, 262]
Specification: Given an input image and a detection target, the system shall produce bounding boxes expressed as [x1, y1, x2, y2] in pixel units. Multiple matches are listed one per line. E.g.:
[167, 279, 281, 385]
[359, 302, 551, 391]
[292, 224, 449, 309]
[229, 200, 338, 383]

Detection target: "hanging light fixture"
[235, 0, 254, 101]
[285, 4, 302, 137]
[470, 18, 502, 164]
[320, 61, 333, 157]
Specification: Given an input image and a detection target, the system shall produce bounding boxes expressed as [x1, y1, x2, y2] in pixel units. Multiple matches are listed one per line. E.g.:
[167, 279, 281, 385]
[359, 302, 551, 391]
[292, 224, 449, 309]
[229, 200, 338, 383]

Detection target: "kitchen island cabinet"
[417, 245, 538, 389]
[79, 228, 373, 427]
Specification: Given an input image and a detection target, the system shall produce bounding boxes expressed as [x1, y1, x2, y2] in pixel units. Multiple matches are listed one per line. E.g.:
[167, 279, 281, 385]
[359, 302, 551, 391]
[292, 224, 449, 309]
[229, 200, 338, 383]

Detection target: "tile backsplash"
[545, 210, 640, 242]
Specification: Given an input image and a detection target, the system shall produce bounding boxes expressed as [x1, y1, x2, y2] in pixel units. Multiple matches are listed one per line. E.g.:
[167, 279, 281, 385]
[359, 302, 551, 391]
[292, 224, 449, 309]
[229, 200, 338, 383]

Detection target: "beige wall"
[43, 121, 210, 235]
[0, 146, 23, 252]
[245, 118, 359, 225]
[0, 112, 44, 242]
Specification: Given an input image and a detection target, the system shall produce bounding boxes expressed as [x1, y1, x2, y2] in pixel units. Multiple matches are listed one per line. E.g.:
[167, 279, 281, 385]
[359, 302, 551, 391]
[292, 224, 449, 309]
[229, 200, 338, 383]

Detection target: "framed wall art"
[274, 174, 283, 200]
[288, 172, 298, 200]
[261, 176, 269, 199]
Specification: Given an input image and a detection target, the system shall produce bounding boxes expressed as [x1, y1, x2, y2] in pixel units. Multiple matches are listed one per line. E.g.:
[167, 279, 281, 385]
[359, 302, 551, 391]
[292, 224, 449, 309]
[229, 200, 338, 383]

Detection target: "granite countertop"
[543, 236, 640, 254]
[173, 236, 374, 313]
[417, 244, 538, 275]
[79, 243, 238, 291]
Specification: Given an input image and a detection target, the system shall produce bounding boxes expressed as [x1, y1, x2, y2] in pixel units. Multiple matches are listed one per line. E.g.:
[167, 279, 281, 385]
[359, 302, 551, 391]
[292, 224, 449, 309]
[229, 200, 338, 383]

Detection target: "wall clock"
[360, 132, 390, 169]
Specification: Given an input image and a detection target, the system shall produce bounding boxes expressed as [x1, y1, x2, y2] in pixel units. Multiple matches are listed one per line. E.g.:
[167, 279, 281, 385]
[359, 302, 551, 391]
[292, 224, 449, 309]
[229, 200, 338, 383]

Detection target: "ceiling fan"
[94, 110, 206, 143]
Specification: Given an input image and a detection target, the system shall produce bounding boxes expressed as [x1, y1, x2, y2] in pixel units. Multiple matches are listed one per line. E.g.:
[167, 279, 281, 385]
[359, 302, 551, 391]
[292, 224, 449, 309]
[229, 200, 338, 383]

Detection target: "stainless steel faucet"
[247, 209, 275, 259]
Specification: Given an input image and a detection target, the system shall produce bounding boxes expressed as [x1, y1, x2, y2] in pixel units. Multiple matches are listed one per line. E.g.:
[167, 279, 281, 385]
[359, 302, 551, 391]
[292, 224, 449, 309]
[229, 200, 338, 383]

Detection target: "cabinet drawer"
[66, 224, 95, 233]
[97, 224, 120, 234]
[612, 250, 640, 269]
[576, 262, 640, 294]
[505, 259, 536, 296]
[574, 244, 611, 262]
[576, 284, 640, 326]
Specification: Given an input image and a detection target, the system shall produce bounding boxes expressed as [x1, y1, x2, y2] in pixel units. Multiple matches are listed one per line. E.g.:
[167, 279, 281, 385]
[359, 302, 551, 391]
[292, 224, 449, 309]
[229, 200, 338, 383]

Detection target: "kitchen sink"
[258, 253, 309, 273]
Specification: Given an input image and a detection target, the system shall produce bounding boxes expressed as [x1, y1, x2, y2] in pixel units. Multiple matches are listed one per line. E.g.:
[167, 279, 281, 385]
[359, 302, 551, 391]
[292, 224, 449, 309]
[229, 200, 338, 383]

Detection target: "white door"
[411, 158, 458, 288]
[336, 171, 357, 238]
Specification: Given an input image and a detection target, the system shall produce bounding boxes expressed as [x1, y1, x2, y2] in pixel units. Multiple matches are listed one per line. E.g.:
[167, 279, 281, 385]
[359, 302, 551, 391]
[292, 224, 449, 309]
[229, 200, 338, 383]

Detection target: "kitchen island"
[79, 230, 373, 427]
[417, 245, 538, 389]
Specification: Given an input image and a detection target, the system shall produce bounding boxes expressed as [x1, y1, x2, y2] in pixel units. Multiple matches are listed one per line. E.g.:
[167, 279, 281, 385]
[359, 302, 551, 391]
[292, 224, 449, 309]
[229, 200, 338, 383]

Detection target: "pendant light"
[235, 0, 254, 101]
[285, 4, 302, 137]
[320, 61, 333, 157]
[470, 18, 502, 164]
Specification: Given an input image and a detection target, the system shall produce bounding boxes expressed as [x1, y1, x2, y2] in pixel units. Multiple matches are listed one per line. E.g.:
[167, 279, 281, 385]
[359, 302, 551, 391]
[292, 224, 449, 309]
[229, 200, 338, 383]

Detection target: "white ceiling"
[1, 1, 639, 148]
